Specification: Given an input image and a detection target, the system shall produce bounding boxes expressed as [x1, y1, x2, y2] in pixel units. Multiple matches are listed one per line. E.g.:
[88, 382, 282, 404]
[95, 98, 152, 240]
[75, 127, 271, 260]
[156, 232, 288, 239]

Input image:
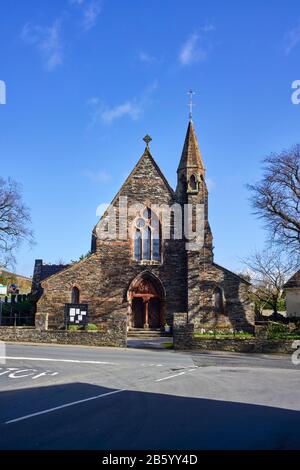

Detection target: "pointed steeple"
[177, 120, 205, 173]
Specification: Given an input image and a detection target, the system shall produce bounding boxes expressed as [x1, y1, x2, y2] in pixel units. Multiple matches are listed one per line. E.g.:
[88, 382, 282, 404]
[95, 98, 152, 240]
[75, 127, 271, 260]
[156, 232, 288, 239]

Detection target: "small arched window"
[214, 287, 225, 314]
[190, 174, 197, 191]
[71, 286, 80, 304]
[134, 229, 142, 261]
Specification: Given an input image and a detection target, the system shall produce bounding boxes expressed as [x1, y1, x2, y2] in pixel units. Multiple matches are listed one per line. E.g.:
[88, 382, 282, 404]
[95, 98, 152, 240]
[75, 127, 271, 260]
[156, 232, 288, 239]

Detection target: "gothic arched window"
[190, 174, 197, 191]
[143, 226, 151, 260]
[71, 286, 80, 304]
[214, 286, 225, 314]
[134, 229, 142, 260]
[133, 208, 161, 262]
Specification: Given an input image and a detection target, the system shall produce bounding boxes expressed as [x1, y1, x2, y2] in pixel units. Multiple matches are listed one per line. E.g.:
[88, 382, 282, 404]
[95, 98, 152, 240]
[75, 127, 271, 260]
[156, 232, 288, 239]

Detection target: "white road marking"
[141, 363, 165, 367]
[5, 389, 125, 425]
[32, 371, 59, 380]
[0, 356, 116, 365]
[155, 372, 186, 382]
[0, 367, 59, 380]
[8, 369, 38, 379]
[155, 367, 198, 382]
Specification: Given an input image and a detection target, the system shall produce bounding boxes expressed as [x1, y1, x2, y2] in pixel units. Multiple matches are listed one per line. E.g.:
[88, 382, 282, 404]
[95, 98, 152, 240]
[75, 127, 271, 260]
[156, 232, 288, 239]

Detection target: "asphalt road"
[0, 342, 299, 450]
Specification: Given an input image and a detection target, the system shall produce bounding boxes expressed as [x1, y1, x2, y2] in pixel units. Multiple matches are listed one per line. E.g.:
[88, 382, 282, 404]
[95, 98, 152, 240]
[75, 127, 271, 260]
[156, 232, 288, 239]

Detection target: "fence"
[0, 295, 35, 327]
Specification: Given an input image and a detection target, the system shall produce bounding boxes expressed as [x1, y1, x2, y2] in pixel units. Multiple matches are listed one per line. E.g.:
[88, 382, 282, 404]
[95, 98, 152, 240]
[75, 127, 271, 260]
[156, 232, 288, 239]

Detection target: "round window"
[136, 218, 145, 228]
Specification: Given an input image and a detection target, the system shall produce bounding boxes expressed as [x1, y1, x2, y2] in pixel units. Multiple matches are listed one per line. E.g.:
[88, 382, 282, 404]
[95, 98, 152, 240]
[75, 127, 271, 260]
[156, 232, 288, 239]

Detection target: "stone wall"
[173, 321, 295, 354]
[173, 312, 194, 350]
[0, 320, 127, 348]
[192, 338, 296, 354]
[195, 263, 254, 332]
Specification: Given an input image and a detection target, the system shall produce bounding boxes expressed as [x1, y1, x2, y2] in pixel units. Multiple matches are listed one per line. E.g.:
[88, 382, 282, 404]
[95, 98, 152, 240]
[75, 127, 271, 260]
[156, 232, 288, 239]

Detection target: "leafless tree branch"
[0, 177, 34, 268]
[248, 144, 300, 254]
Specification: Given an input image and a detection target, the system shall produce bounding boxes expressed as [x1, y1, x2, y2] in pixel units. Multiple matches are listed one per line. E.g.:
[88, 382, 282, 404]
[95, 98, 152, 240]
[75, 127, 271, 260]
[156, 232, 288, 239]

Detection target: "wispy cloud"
[84, 169, 111, 182]
[95, 202, 109, 217]
[206, 177, 216, 191]
[83, 1, 102, 31]
[284, 20, 300, 54]
[21, 19, 63, 71]
[70, 0, 102, 31]
[139, 52, 159, 64]
[178, 23, 215, 66]
[101, 102, 142, 124]
[21, 0, 102, 70]
[88, 80, 158, 126]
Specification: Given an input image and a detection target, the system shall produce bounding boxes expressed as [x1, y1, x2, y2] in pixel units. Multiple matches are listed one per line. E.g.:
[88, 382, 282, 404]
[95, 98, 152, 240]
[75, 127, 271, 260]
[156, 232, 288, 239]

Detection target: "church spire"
[177, 119, 205, 173]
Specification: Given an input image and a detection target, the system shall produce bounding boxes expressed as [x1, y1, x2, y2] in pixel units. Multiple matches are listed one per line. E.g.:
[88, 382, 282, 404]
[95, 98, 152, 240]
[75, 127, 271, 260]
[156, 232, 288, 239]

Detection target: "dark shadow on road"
[0, 382, 299, 450]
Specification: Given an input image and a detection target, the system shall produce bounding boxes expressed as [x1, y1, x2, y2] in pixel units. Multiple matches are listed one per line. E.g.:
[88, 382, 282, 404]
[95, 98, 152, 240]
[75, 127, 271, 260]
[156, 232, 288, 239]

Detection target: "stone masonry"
[34, 119, 254, 335]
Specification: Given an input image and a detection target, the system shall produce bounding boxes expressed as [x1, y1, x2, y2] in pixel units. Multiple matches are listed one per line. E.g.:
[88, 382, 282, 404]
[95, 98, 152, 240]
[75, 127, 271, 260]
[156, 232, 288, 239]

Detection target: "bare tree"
[0, 177, 33, 268]
[248, 145, 300, 253]
[242, 248, 299, 317]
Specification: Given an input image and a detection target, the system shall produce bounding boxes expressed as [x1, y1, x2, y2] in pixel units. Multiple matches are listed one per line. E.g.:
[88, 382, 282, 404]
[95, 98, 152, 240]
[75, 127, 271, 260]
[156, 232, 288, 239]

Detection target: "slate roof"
[40, 264, 69, 281]
[284, 269, 300, 289]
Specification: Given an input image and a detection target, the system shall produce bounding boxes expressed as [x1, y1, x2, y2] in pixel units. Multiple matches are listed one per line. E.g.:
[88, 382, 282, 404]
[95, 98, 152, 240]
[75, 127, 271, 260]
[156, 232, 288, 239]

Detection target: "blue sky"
[1, 0, 300, 276]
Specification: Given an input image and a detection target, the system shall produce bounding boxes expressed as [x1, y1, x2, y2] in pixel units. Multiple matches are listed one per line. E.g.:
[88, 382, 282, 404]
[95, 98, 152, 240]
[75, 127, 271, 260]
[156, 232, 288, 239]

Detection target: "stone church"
[33, 118, 254, 332]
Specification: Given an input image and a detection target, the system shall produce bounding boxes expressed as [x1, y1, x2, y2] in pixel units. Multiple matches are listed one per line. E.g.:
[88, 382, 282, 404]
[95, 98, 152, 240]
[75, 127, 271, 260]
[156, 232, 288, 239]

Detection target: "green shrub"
[267, 322, 289, 339]
[84, 323, 98, 331]
[194, 332, 253, 339]
[68, 325, 82, 331]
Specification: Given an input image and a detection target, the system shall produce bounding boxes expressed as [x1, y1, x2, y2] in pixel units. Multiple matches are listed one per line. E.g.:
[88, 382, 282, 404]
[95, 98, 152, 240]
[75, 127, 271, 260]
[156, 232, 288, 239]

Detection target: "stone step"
[128, 328, 161, 332]
[128, 332, 172, 338]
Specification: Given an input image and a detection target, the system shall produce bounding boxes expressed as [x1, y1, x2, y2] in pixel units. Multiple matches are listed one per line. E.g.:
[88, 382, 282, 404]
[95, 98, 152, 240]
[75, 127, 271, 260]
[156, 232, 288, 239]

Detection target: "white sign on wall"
[0, 284, 7, 295]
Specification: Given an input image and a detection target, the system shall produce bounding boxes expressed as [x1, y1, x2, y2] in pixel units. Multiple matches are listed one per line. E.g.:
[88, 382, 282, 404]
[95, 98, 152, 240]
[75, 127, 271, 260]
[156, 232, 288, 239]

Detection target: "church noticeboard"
[65, 303, 88, 326]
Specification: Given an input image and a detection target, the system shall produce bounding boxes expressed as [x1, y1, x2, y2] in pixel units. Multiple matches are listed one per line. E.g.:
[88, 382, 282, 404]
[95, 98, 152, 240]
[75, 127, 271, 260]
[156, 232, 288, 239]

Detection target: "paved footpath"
[0, 342, 299, 450]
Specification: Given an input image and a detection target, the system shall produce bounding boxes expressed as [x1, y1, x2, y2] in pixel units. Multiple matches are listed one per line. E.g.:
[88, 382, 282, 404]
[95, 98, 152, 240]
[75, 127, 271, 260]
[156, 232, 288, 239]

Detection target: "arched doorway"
[127, 272, 165, 329]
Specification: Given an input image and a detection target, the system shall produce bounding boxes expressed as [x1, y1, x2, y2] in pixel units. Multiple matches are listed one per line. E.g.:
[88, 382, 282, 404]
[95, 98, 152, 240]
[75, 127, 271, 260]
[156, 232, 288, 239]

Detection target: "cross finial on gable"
[188, 89, 195, 122]
[143, 134, 152, 149]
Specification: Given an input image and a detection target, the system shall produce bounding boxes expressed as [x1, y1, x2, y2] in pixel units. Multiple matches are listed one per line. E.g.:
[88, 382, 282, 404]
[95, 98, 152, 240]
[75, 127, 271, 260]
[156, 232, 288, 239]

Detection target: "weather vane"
[188, 89, 195, 121]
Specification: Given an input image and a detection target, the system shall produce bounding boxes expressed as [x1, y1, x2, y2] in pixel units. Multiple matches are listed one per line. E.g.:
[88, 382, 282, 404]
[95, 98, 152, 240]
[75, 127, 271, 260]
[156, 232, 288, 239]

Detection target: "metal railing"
[0, 299, 35, 327]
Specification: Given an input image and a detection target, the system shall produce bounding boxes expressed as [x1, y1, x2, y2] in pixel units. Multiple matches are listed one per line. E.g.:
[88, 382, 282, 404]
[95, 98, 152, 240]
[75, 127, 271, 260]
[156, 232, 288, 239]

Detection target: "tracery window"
[133, 208, 161, 262]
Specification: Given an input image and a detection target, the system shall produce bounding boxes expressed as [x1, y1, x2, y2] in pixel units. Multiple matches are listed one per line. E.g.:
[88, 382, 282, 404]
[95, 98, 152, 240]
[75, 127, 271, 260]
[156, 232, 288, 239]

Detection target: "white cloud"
[20, 1, 101, 70]
[86, 96, 100, 106]
[285, 21, 300, 54]
[96, 202, 109, 217]
[206, 177, 215, 191]
[179, 33, 206, 65]
[139, 52, 158, 64]
[70, 0, 102, 31]
[88, 80, 158, 126]
[84, 170, 111, 183]
[83, 1, 102, 30]
[101, 102, 141, 124]
[178, 23, 215, 66]
[202, 21, 215, 33]
[21, 19, 63, 71]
